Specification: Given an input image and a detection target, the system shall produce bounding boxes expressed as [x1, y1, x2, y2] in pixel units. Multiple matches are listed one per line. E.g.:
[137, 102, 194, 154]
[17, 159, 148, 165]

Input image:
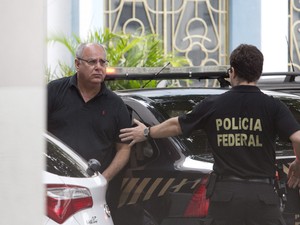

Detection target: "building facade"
[48, 0, 297, 73]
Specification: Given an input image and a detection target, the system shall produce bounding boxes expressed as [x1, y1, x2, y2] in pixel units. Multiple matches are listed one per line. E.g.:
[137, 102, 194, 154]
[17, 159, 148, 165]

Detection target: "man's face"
[75, 44, 108, 85]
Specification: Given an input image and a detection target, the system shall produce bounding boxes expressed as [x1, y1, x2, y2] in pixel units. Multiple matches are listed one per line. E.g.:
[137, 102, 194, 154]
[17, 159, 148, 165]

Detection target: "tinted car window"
[150, 94, 300, 158]
[151, 95, 206, 118]
[45, 139, 90, 177]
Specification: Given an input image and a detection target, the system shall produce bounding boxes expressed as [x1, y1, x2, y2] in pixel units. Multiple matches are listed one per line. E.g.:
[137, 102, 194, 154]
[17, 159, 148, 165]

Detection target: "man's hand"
[120, 119, 147, 147]
[102, 143, 131, 182]
[287, 159, 300, 188]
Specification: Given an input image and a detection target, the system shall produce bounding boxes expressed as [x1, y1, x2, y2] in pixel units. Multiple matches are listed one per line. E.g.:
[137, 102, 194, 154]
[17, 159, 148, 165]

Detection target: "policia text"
[216, 117, 262, 147]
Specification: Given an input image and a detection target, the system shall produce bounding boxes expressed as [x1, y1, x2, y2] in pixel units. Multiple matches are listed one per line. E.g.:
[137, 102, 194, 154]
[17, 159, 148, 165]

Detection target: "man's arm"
[119, 117, 182, 147]
[102, 142, 131, 182]
[287, 130, 300, 188]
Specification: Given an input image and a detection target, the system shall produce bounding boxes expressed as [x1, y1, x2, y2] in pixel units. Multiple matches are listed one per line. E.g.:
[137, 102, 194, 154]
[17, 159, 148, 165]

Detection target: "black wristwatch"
[144, 127, 151, 139]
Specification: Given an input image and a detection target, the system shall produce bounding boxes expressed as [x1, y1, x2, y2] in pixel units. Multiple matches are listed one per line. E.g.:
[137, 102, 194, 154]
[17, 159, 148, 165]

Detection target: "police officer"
[119, 44, 300, 225]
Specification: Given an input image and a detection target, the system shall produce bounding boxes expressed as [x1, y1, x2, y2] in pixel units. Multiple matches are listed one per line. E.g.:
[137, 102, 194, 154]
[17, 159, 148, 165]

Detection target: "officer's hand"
[120, 119, 147, 147]
[287, 159, 300, 189]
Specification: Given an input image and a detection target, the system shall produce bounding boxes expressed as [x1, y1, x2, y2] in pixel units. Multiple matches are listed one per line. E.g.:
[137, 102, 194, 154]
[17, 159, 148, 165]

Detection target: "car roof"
[106, 66, 300, 96]
[116, 86, 300, 99]
[116, 87, 227, 97]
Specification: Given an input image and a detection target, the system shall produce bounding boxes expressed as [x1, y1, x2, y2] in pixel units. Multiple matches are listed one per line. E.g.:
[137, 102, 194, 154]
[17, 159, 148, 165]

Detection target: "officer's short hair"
[230, 44, 264, 82]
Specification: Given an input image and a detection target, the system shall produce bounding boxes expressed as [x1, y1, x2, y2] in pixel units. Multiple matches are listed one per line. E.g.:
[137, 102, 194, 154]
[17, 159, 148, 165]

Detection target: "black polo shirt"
[47, 74, 131, 171]
[179, 85, 300, 178]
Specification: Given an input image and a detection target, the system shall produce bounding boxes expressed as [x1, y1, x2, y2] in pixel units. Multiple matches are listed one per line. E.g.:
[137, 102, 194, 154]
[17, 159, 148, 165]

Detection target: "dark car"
[106, 66, 300, 225]
[257, 72, 300, 96]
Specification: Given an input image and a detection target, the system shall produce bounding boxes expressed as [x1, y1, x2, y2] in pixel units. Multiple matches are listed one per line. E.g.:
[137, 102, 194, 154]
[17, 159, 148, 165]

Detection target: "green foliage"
[47, 28, 188, 89]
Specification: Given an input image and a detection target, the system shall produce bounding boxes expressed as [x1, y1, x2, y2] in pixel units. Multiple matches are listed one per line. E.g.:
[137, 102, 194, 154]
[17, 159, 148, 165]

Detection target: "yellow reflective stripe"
[119, 177, 203, 207]
[144, 178, 163, 201]
[173, 178, 188, 192]
[191, 179, 201, 189]
[118, 178, 139, 207]
[129, 178, 151, 204]
[158, 178, 175, 197]
[121, 177, 129, 189]
[283, 164, 289, 175]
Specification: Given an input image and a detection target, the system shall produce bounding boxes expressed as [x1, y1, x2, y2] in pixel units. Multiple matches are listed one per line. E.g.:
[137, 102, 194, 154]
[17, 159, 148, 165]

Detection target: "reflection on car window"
[181, 130, 213, 155]
[130, 141, 155, 168]
[151, 95, 300, 157]
[152, 95, 212, 156]
[45, 140, 89, 178]
[153, 96, 205, 118]
[129, 109, 157, 168]
[275, 97, 300, 152]
[280, 97, 300, 121]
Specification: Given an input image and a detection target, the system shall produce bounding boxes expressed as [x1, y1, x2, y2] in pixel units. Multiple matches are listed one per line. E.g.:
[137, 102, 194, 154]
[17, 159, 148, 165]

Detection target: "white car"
[43, 133, 114, 225]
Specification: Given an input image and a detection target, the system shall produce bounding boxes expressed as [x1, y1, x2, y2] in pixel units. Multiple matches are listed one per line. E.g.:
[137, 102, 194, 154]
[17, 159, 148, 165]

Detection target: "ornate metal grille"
[289, 0, 300, 72]
[104, 0, 229, 66]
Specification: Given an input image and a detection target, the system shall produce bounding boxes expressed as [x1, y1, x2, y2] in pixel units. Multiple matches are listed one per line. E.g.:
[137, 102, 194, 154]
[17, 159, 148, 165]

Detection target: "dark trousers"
[205, 181, 287, 225]
[106, 171, 123, 223]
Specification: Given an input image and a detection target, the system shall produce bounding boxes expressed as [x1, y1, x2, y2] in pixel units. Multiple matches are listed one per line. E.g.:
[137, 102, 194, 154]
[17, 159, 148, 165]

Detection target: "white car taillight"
[46, 184, 93, 224]
[184, 176, 210, 217]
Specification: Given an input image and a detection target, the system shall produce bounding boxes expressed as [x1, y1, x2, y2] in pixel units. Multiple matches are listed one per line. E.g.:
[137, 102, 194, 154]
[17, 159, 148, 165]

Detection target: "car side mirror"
[87, 159, 101, 176]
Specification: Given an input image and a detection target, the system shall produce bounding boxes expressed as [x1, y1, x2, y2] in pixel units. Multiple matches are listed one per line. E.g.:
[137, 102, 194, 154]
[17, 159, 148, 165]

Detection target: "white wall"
[0, 0, 45, 224]
[47, 0, 104, 78]
[230, 0, 262, 49]
[48, 1, 289, 74]
[230, 0, 288, 72]
[47, 0, 74, 78]
[261, 0, 288, 72]
[79, 0, 104, 39]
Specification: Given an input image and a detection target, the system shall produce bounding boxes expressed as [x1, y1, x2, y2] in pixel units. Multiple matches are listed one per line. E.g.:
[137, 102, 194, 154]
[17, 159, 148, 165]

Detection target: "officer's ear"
[230, 67, 237, 79]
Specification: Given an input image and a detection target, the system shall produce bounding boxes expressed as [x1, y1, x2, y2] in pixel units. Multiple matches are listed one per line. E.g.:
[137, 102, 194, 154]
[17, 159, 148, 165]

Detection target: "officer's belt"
[218, 175, 274, 185]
